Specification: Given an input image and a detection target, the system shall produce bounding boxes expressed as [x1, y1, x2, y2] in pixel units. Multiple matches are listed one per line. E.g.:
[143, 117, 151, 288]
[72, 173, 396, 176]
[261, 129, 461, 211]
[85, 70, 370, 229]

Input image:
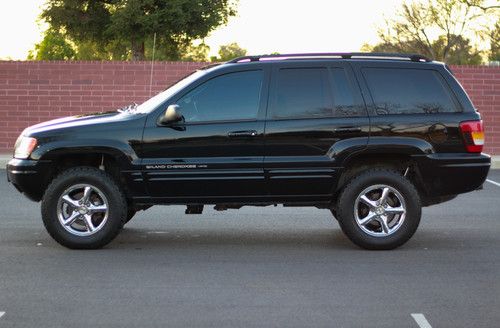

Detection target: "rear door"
[264, 61, 370, 199]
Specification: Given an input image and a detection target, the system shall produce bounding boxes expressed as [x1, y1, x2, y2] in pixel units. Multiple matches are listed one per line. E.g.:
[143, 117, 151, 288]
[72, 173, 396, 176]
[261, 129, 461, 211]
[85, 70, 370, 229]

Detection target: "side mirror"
[160, 104, 183, 125]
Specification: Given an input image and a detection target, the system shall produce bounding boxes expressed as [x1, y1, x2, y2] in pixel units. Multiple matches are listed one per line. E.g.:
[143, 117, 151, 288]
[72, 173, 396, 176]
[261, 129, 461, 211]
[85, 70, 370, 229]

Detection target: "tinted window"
[362, 68, 459, 114]
[271, 68, 333, 119]
[178, 70, 263, 122]
[331, 68, 362, 117]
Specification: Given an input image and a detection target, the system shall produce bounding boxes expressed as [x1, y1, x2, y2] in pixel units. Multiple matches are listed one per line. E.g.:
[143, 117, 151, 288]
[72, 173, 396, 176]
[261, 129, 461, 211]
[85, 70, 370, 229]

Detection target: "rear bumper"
[6, 158, 53, 202]
[414, 153, 491, 197]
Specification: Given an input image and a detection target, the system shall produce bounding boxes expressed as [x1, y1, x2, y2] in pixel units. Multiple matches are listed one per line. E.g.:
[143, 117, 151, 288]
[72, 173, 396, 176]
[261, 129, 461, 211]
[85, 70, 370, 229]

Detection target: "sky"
[0, 0, 425, 60]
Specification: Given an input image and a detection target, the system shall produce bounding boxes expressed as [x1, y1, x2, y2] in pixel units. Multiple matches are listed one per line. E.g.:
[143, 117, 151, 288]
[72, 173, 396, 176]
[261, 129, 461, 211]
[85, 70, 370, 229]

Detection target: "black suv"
[7, 53, 491, 250]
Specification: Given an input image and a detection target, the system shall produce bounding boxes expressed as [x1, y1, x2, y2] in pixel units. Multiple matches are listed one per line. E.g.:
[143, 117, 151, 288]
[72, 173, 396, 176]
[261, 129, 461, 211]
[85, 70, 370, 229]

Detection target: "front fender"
[33, 139, 141, 167]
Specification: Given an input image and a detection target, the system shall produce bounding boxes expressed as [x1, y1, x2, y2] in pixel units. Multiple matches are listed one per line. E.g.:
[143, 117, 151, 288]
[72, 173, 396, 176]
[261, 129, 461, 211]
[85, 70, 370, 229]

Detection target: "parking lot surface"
[0, 170, 499, 328]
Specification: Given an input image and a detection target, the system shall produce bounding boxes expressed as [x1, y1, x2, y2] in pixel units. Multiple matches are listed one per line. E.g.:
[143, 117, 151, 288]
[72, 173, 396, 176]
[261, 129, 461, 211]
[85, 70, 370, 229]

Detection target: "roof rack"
[228, 52, 432, 63]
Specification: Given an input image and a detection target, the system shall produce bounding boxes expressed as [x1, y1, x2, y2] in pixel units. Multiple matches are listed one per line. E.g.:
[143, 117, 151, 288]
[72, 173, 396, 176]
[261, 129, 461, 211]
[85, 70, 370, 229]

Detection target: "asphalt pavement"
[0, 169, 499, 328]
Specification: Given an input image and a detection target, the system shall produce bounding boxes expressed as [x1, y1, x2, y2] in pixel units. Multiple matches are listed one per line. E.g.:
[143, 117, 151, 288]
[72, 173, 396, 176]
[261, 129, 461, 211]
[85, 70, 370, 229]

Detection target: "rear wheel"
[41, 167, 127, 249]
[335, 169, 421, 250]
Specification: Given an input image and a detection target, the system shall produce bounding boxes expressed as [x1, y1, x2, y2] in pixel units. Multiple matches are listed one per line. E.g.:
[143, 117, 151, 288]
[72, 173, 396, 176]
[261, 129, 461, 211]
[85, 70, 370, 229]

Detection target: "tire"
[41, 167, 127, 249]
[335, 169, 421, 250]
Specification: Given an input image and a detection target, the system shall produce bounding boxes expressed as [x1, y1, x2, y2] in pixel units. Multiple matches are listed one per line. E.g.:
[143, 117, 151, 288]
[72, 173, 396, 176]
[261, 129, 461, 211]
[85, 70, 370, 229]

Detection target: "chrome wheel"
[56, 184, 109, 237]
[354, 184, 406, 237]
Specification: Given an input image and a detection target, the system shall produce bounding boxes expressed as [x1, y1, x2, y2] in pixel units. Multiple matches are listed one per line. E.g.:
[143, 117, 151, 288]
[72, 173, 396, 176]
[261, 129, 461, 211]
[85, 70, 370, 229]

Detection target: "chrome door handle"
[228, 130, 258, 137]
[334, 127, 362, 133]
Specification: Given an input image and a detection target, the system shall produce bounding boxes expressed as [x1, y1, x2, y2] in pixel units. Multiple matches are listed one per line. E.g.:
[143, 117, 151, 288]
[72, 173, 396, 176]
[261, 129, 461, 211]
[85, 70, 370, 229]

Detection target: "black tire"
[335, 169, 421, 250]
[41, 167, 127, 249]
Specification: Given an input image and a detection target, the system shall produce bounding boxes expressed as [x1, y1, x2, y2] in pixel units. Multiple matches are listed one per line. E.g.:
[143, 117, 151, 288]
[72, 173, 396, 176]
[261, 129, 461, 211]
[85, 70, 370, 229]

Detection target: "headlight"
[14, 136, 38, 159]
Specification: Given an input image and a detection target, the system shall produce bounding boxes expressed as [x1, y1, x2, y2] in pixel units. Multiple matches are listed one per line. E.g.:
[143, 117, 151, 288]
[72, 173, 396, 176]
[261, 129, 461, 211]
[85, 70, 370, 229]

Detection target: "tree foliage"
[367, 0, 499, 64]
[40, 0, 237, 60]
[180, 42, 210, 62]
[213, 42, 247, 61]
[362, 34, 483, 64]
[490, 19, 500, 61]
[28, 29, 76, 60]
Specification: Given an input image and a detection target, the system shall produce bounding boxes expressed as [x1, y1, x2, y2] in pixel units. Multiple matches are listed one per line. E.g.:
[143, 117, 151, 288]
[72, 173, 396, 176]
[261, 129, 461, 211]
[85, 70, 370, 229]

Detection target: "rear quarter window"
[362, 68, 460, 115]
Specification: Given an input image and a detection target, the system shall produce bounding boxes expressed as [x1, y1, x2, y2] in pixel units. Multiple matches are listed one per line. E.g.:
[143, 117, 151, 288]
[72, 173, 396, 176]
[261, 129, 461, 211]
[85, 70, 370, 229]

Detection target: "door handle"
[334, 127, 362, 133]
[228, 130, 258, 137]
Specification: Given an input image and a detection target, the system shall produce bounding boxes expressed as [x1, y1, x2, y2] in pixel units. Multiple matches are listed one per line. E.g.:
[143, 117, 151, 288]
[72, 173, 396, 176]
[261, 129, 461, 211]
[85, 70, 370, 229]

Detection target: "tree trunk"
[131, 40, 145, 61]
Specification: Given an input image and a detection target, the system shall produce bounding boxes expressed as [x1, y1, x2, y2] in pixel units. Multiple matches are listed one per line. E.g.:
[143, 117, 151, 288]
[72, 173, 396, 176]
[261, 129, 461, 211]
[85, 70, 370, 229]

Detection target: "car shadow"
[113, 226, 356, 250]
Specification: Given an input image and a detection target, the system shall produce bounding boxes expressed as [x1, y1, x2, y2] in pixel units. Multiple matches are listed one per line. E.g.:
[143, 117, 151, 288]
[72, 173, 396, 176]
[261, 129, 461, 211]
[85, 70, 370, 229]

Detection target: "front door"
[264, 62, 370, 199]
[141, 68, 269, 201]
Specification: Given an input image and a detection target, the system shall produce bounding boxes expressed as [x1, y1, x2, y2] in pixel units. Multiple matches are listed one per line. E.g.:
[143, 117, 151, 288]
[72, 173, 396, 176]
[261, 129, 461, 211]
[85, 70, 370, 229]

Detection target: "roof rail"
[228, 52, 432, 63]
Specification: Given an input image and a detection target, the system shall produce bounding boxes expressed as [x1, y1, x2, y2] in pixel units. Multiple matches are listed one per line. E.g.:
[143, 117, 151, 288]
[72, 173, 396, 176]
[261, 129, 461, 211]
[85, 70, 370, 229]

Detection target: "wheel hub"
[354, 184, 407, 237]
[57, 184, 109, 237]
[77, 206, 89, 215]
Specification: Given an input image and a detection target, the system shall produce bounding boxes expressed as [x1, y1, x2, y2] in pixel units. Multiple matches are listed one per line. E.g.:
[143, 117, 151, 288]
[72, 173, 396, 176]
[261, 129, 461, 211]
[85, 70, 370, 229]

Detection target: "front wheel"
[41, 167, 127, 249]
[335, 169, 421, 250]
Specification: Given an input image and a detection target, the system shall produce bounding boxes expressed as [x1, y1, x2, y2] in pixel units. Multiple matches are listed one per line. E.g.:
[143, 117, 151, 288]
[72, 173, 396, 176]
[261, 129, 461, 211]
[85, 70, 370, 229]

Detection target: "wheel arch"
[33, 145, 139, 201]
[334, 136, 436, 195]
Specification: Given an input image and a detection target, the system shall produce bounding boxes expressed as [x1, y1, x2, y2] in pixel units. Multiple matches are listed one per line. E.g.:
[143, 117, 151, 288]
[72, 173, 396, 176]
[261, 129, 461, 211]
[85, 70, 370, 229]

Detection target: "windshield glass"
[135, 70, 207, 114]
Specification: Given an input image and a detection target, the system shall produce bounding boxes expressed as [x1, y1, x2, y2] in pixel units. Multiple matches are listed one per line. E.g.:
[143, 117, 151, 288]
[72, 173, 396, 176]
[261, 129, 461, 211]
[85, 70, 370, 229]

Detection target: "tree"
[462, 0, 500, 11]
[28, 28, 131, 60]
[362, 34, 483, 64]
[180, 42, 210, 62]
[41, 0, 238, 61]
[432, 35, 483, 64]
[490, 20, 500, 61]
[75, 39, 131, 60]
[368, 0, 499, 63]
[211, 42, 247, 61]
[27, 29, 76, 60]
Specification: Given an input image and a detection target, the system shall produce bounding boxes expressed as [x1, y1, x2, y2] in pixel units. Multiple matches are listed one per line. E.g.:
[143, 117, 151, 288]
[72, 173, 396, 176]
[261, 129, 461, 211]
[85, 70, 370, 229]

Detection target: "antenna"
[149, 32, 157, 96]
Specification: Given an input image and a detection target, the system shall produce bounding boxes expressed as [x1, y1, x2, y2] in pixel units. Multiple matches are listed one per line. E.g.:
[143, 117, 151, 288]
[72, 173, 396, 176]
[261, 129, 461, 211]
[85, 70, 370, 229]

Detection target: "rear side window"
[331, 68, 363, 117]
[362, 68, 459, 114]
[270, 68, 333, 119]
[177, 70, 263, 123]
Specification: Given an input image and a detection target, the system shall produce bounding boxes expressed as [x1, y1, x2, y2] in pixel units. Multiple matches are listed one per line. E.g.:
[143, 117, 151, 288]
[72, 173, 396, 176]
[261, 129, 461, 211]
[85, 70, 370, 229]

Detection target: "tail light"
[459, 120, 484, 153]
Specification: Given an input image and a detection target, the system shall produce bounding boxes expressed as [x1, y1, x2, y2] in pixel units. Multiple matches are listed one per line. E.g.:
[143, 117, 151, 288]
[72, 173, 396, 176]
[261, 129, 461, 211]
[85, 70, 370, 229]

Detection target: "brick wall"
[0, 61, 207, 152]
[0, 61, 499, 154]
[451, 66, 500, 155]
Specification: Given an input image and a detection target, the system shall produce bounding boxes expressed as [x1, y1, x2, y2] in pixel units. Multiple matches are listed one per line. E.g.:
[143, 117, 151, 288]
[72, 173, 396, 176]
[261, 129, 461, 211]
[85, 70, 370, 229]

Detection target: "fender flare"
[331, 136, 435, 168]
[32, 139, 140, 168]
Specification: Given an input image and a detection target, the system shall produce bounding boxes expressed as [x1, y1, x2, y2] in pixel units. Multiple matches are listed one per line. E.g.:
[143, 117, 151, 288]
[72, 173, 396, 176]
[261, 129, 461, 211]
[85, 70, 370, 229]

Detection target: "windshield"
[135, 70, 207, 114]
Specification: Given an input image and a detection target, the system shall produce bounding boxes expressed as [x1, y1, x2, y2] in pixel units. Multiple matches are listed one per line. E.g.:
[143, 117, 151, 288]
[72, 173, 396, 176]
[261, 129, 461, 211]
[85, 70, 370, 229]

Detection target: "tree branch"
[462, 0, 500, 11]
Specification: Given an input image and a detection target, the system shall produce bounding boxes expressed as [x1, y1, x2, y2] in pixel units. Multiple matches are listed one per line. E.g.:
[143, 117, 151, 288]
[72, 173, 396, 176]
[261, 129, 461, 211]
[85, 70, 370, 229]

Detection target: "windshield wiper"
[117, 103, 138, 113]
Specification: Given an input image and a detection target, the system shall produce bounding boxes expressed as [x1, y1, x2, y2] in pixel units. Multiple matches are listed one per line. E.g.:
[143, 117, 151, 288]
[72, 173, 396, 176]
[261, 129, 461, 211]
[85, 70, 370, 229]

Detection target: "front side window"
[136, 70, 207, 114]
[362, 68, 459, 114]
[177, 70, 263, 123]
[270, 68, 333, 119]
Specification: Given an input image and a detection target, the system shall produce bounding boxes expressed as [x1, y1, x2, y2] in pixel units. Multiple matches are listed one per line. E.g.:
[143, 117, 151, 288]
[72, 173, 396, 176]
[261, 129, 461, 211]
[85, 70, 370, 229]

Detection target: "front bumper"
[415, 153, 491, 197]
[6, 158, 53, 201]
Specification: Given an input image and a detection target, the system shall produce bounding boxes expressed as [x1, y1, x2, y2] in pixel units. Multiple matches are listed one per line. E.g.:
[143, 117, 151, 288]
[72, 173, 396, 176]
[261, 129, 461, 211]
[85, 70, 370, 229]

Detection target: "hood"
[23, 111, 133, 136]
